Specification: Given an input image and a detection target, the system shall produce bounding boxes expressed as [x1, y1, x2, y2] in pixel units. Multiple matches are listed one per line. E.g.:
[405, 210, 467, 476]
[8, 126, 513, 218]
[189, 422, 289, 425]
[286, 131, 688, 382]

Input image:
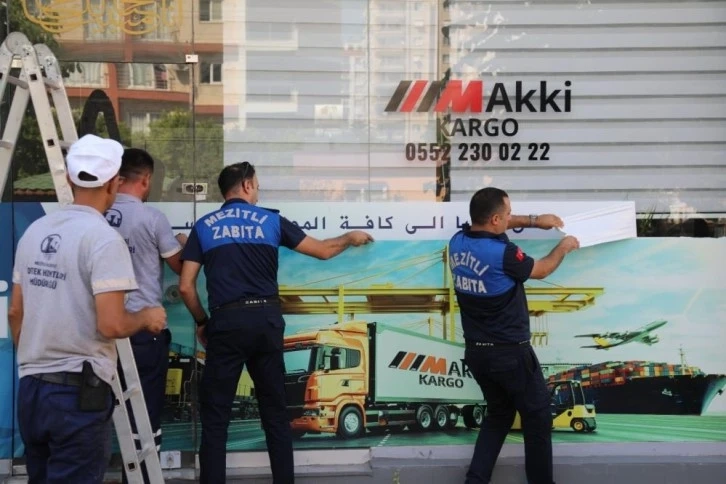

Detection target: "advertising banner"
[2, 200, 725, 458]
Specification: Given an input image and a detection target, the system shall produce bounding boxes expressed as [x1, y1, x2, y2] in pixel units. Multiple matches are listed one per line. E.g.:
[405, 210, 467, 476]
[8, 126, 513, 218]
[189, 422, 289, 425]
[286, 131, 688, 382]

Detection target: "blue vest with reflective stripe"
[195, 204, 281, 253]
[193, 202, 283, 309]
[449, 233, 514, 297]
[448, 230, 531, 343]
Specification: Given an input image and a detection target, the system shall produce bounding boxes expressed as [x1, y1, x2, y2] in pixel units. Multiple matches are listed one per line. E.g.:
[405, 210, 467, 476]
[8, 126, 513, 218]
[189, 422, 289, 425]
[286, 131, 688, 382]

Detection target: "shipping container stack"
[547, 360, 705, 388]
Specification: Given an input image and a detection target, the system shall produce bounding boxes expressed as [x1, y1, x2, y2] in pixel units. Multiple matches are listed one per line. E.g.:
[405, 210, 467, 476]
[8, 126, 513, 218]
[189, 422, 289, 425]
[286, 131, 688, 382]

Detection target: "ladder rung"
[138, 445, 159, 463]
[123, 385, 142, 401]
[5, 73, 62, 91]
[0, 140, 14, 149]
[6, 75, 28, 90]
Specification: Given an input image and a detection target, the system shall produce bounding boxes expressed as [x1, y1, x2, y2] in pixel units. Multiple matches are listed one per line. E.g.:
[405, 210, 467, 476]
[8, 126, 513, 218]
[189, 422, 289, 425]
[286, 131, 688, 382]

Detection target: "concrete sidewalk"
[4, 442, 726, 483]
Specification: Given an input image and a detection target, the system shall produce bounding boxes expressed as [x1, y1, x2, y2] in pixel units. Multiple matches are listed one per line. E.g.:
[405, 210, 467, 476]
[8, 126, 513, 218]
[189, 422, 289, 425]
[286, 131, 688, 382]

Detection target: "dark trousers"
[121, 329, 171, 484]
[18, 375, 114, 484]
[199, 306, 293, 484]
[464, 343, 554, 484]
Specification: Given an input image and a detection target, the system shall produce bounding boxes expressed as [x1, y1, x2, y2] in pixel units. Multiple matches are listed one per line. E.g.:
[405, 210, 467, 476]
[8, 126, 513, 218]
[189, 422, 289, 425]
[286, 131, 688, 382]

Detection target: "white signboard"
[62, 200, 635, 245]
[372, 324, 482, 404]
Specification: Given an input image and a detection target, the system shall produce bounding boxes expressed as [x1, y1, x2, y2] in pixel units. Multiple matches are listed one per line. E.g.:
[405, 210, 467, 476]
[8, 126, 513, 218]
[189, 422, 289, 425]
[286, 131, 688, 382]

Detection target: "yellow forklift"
[511, 380, 596, 432]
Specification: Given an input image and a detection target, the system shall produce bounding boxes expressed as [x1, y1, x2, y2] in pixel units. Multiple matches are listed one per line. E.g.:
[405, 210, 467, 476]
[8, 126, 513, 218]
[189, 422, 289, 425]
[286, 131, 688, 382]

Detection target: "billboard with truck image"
[1, 201, 725, 458]
[283, 321, 484, 440]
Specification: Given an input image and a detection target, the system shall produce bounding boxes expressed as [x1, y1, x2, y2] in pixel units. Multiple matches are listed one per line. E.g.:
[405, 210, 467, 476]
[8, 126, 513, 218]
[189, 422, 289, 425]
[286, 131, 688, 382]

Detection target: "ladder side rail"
[13, 43, 72, 205]
[0, 70, 31, 197]
[0, 43, 13, 98]
[110, 368, 150, 484]
[34, 44, 78, 146]
[0, 37, 27, 197]
[115, 338, 166, 483]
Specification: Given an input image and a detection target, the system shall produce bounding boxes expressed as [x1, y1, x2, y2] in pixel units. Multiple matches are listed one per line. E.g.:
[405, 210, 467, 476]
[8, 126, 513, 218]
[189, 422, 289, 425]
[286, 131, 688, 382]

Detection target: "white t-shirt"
[106, 193, 181, 315]
[12, 204, 138, 385]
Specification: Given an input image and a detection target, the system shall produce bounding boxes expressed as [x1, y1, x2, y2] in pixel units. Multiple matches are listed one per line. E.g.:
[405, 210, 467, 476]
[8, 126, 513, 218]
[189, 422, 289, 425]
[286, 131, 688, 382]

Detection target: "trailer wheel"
[337, 406, 364, 439]
[463, 404, 484, 429]
[415, 404, 434, 431]
[433, 405, 449, 430]
[446, 408, 460, 429]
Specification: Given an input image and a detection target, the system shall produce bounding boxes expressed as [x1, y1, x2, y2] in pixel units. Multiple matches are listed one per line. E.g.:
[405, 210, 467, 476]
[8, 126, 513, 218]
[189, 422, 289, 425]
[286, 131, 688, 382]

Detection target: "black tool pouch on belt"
[79, 360, 110, 412]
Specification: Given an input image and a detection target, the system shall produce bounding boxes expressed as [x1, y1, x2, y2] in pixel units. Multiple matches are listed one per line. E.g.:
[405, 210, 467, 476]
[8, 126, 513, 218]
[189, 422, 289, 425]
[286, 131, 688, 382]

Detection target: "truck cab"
[283, 322, 369, 438]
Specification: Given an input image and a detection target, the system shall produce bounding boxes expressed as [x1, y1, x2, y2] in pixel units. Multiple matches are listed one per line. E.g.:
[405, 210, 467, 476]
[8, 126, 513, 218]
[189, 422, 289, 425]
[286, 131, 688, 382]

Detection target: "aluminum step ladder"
[0, 31, 164, 484]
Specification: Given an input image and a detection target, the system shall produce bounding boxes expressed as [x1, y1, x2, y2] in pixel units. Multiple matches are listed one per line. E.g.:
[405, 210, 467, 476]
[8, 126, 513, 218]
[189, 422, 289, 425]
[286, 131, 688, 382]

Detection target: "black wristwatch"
[195, 316, 209, 327]
[529, 214, 538, 227]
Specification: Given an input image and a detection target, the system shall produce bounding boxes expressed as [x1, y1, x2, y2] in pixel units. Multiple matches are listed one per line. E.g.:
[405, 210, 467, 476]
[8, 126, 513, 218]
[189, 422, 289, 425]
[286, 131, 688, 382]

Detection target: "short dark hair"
[218, 162, 256, 197]
[120, 148, 154, 180]
[470, 187, 509, 224]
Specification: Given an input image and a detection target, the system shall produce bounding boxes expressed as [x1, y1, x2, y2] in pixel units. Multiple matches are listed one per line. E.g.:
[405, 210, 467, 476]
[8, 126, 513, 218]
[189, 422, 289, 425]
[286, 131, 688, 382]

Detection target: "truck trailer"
[283, 321, 485, 439]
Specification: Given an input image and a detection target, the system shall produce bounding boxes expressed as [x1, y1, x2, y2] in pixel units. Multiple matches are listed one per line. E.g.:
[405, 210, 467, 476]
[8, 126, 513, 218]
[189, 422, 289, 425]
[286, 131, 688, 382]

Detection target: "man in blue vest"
[178, 161, 373, 484]
[449, 187, 579, 484]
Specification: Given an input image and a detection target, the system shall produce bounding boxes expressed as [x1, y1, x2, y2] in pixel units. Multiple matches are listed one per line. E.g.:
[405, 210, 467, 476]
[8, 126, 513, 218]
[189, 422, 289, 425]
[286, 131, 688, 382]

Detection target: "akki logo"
[384, 80, 572, 114]
[388, 350, 472, 378]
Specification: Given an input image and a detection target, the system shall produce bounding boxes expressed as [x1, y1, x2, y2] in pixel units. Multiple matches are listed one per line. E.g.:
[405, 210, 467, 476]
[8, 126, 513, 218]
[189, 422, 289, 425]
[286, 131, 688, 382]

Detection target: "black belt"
[31, 371, 83, 387]
[466, 340, 530, 348]
[212, 296, 280, 312]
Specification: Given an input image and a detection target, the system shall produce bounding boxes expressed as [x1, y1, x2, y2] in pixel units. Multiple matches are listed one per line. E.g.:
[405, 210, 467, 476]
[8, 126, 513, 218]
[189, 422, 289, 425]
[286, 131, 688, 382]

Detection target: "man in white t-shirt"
[8, 134, 166, 484]
[106, 148, 186, 482]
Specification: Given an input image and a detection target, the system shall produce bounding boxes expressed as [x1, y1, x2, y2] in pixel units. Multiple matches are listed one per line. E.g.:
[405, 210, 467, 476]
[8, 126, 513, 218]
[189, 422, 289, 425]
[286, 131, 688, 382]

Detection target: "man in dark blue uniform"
[449, 187, 579, 484]
[178, 162, 373, 484]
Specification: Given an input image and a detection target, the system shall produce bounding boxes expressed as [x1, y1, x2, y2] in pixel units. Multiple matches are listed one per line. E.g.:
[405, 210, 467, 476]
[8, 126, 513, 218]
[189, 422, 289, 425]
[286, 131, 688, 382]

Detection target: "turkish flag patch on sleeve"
[515, 247, 524, 261]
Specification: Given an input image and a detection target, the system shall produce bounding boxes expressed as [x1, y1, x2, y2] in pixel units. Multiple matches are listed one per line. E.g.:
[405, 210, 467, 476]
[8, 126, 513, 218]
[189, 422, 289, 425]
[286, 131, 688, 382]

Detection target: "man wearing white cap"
[7, 134, 167, 483]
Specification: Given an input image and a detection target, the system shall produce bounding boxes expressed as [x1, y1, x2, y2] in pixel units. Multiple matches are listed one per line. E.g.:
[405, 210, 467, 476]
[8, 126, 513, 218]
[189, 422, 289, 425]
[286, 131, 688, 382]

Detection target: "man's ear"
[106, 175, 119, 195]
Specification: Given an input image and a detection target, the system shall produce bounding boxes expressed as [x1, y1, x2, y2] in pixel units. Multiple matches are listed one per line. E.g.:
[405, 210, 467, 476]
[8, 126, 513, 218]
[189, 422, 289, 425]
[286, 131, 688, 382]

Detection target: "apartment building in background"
[22, 0, 225, 133]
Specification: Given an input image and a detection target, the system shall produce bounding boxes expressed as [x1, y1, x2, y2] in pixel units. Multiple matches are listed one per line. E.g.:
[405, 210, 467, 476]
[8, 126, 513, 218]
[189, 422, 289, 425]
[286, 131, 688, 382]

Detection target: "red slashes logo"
[516, 248, 524, 261]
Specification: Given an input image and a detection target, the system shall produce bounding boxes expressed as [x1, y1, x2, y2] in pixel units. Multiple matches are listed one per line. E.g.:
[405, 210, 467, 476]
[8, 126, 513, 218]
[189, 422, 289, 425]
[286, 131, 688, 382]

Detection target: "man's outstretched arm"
[509, 214, 564, 231]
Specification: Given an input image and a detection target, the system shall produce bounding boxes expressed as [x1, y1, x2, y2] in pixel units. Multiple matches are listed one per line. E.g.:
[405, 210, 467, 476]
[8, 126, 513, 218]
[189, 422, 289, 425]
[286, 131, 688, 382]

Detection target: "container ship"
[544, 350, 726, 415]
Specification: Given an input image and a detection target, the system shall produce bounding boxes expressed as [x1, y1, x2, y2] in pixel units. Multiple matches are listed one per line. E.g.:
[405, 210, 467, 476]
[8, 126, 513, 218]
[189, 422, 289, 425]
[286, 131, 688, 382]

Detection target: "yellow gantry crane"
[279, 246, 604, 346]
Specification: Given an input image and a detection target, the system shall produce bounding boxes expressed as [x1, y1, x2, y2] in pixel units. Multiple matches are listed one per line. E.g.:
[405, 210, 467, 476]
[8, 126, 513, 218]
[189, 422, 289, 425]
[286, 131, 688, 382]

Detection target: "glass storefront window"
[1, 0, 724, 469]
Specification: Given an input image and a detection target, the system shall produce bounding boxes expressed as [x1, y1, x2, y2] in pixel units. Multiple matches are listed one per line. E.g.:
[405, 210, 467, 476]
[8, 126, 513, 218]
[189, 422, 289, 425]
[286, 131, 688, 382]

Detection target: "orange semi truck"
[282, 321, 485, 439]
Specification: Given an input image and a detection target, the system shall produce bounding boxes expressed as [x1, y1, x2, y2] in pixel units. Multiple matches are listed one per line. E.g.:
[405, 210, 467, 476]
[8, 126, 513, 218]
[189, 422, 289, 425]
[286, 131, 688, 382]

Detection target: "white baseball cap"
[66, 134, 124, 188]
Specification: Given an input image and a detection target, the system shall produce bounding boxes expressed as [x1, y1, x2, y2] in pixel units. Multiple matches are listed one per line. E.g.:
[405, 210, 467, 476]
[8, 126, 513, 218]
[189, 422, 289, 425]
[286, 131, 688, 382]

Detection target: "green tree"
[10, 106, 131, 180]
[142, 110, 224, 201]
